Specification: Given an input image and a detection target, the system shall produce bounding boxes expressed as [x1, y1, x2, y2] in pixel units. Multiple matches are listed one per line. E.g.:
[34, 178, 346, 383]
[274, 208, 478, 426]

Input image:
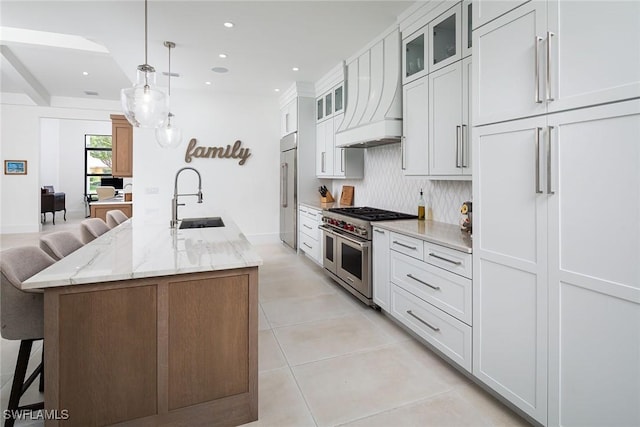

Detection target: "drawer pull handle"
[303, 224, 313, 230]
[303, 243, 313, 249]
[407, 274, 440, 290]
[428, 253, 462, 265]
[393, 241, 417, 250]
[374, 229, 385, 234]
[406, 310, 440, 332]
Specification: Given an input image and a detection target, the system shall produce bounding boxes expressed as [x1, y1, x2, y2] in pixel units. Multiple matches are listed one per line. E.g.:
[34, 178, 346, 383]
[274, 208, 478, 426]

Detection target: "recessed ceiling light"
[274, 88, 280, 92]
[292, 67, 299, 71]
[218, 53, 227, 59]
[82, 71, 89, 76]
[211, 67, 228, 73]
[205, 81, 212, 85]
[223, 22, 234, 28]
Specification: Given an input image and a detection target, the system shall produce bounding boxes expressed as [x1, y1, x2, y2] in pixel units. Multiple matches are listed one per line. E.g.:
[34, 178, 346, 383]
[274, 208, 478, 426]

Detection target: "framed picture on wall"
[4, 160, 28, 175]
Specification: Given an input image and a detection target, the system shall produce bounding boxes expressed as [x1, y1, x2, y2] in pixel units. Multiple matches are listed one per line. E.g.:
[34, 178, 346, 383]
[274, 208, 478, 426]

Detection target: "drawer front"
[391, 284, 472, 372]
[390, 232, 424, 260]
[299, 232, 320, 261]
[390, 251, 472, 325]
[299, 205, 321, 221]
[424, 242, 472, 278]
[299, 215, 320, 240]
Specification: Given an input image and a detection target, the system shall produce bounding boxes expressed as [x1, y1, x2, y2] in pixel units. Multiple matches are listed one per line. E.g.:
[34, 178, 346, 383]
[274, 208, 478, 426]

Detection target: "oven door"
[336, 232, 371, 298]
[321, 226, 338, 274]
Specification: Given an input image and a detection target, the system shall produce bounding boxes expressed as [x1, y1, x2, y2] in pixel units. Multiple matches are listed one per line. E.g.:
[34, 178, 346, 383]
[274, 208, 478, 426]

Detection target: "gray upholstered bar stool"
[80, 218, 110, 243]
[106, 209, 129, 228]
[39, 231, 84, 261]
[0, 247, 55, 427]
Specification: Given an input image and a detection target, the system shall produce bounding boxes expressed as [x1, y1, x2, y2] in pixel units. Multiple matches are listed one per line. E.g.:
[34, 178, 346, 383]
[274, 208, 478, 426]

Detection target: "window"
[85, 134, 112, 198]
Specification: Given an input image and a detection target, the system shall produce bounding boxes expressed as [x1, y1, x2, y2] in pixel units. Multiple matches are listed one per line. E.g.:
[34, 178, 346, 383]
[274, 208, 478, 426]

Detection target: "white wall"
[40, 119, 60, 190]
[132, 89, 281, 243]
[333, 144, 472, 225]
[0, 98, 120, 233]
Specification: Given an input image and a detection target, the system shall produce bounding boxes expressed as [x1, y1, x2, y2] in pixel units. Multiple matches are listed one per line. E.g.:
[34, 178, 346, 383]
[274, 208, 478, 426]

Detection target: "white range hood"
[335, 27, 402, 148]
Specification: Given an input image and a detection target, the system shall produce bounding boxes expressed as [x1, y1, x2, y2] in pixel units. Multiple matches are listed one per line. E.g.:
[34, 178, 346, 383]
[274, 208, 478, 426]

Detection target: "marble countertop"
[23, 216, 263, 290]
[299, 200, 351, 211]
[373, 219, 472, 253]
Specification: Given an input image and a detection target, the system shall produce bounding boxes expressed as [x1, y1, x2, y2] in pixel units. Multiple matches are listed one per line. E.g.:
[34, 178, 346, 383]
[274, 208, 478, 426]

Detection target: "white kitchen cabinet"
[461, 0, 472, 58]
[473, 116, 548, 424]
[280, 98, 298, 137]
[428, 58, 472, 178]
[472, 0, 529, 29]
[402, 77, 429, 175]
[402, 27, 427, 85]
[316, 112, 363, 179]
[547, 101, 640, 427]
[372, 227, 391, 311]
[428, 3, 462, 73]
[474, 0, 640, 126]
[299, 204, 323, 265]
[315, 119, 333, 177]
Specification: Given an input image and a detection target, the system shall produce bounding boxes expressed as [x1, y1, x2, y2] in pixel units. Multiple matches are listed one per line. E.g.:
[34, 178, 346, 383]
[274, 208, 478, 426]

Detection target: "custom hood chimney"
[335, 27, 402, 148]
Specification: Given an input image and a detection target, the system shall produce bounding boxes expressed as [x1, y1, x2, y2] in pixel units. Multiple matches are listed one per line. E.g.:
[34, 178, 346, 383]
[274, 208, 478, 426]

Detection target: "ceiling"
[0, 0, 414, 104]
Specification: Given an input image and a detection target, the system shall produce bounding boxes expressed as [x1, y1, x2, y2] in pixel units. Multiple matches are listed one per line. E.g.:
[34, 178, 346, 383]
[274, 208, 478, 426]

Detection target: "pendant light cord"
[144, 0, 148, 66]
[168, 43, 172, 96]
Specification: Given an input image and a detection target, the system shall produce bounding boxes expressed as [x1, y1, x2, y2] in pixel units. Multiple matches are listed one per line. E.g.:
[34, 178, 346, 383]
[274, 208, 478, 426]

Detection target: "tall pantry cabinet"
[472, 1, 640, 425]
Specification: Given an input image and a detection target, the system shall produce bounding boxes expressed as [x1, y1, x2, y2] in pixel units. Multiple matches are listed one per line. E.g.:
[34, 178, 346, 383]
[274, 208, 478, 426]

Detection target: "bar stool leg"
[5, 340, 33, 427]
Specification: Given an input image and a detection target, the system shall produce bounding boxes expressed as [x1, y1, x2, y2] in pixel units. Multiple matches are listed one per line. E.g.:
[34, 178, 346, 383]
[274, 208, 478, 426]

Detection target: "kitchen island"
[89, 195, 133, 221]
[24, 217, 262, 427]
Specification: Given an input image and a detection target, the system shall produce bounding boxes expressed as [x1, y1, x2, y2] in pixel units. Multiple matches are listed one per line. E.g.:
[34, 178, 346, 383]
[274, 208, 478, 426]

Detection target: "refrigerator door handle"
[281, 162, 288, 208]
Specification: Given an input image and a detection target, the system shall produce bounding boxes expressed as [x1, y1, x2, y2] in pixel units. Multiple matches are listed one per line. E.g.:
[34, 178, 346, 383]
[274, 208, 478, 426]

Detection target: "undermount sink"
[179, 217, 225, 229]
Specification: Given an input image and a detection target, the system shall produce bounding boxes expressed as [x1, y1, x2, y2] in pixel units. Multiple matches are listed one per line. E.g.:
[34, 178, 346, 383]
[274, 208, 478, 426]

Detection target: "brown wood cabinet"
[110, 114, 133, 177]
[90, 202, 132, 222]
[44, 267, 258, 426]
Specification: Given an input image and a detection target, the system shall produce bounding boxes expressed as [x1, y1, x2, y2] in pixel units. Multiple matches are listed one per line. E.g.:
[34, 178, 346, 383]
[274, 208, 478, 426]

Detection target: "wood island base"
[43, 267, 258, 427]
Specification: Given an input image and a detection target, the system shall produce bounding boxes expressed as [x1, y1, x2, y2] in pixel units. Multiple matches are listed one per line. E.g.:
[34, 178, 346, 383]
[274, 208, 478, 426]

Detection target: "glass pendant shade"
[155, 113, 182, 148]
[121, 65, 169, 128]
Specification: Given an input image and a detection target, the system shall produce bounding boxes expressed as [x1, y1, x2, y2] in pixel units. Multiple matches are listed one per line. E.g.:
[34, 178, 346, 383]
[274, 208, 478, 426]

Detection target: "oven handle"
[319, 225, 370, 248]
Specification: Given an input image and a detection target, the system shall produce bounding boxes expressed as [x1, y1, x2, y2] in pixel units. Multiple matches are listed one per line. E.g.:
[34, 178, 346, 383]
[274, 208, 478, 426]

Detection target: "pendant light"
[156, 41, 182, 148]
[120, 0, 168, 128]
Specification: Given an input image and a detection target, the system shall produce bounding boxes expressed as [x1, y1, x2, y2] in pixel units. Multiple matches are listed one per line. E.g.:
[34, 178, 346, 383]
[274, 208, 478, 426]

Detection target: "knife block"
[320, 190, 335, 203]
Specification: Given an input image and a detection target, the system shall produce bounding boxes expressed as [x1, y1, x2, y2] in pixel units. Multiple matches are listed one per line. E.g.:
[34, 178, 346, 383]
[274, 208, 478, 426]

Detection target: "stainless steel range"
[319, 207, 417, 306]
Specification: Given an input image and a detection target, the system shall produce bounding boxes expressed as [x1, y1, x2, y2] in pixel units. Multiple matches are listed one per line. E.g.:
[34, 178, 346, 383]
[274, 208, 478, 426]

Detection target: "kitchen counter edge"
[373, 219, 472, 254]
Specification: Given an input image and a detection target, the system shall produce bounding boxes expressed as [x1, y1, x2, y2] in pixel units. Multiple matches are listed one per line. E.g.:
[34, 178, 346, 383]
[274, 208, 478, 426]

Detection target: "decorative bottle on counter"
[418, 189, 425, 220]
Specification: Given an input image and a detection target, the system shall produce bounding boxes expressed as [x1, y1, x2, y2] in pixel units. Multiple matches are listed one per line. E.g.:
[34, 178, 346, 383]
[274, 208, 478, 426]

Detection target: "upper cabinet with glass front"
[402, 2, 468, 84]
[317, 82, 344, 123]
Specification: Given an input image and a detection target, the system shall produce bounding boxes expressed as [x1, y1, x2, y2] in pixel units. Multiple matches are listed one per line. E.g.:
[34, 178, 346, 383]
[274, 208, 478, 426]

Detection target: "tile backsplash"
[331, 144, 472, 225]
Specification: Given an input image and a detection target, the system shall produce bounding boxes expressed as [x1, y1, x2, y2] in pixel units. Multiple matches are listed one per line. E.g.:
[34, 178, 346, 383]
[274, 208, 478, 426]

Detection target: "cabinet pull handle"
[546, 32, 555, 102]
[321, 152, 326, 173]
[374, 229, 385, 234]
[462, 124, 468, 168]
[547, 125, 555, 195]
[303, 243, 313, 249]
[407, 274, 440, 290]
[535, 127, 543, 194]
[393, 240, 417, 250]
[456, 125, 462, 168]
[428, 252, 462, 265]
[303, 224, 313, 230]
[406, 310, 440, 332]
[341, 148, 345, 172]
[535, 36, 543, 104]
[401, 136, 406, 170]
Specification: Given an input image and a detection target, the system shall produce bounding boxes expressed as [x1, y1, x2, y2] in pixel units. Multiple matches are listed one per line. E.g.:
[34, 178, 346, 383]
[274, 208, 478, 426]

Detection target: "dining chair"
[39, 231, 84, 261]
[96, 186, 116, 200]
[80, 218, 110, 244]
[0, 246, 55, 427]
[106, 209, 129, 228]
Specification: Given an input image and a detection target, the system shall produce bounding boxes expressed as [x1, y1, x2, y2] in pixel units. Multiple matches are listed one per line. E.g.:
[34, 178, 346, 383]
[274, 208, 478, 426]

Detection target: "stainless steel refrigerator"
[280, 132, 297, 249]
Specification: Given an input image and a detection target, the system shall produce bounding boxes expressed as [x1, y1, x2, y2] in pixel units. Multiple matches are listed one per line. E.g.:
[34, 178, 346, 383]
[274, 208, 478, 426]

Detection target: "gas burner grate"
[328, 206, 417, 221]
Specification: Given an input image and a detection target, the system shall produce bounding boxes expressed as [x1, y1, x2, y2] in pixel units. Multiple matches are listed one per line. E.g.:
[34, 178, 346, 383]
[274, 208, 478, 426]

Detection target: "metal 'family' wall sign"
[184, 138, 252, 165]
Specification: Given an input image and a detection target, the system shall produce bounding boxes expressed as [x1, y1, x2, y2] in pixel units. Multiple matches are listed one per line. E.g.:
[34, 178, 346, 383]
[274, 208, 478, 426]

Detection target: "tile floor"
[0, 218, 530, 426]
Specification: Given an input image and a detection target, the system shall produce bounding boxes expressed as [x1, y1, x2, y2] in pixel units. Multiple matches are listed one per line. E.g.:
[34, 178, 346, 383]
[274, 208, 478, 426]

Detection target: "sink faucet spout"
[170, 167, 203, 228]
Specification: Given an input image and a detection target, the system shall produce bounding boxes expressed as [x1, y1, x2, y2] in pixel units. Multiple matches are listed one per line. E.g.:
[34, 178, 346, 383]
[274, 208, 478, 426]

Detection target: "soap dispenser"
[418, 189, 426, 220]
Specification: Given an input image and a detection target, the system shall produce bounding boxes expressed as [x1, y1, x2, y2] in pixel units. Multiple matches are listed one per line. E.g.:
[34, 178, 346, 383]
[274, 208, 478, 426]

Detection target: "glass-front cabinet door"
[402, 28, 427, 84]
[429, 3, 462, 72]
[462, 0, 472, 58]
[317, 97, 324, 122]
[325, 92, 333, 119]
[334, 84, 344, 114]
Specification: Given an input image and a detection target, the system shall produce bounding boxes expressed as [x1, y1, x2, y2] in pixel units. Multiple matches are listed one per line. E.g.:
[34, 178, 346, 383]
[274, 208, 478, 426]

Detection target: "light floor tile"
[261, 291, 363, 328]
[258, 304, 270, 331]
[359, 308, 413, 343]
[292, 342, 460, 427]
[258, 330, 287, 372]
[259, 273, 336, 302]
[241, 367, 316, 427]
[273, 313, 398, 366]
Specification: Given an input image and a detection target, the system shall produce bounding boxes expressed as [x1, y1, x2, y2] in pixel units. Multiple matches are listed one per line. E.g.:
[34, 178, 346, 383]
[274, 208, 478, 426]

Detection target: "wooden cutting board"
[340, 186, 354, 206]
